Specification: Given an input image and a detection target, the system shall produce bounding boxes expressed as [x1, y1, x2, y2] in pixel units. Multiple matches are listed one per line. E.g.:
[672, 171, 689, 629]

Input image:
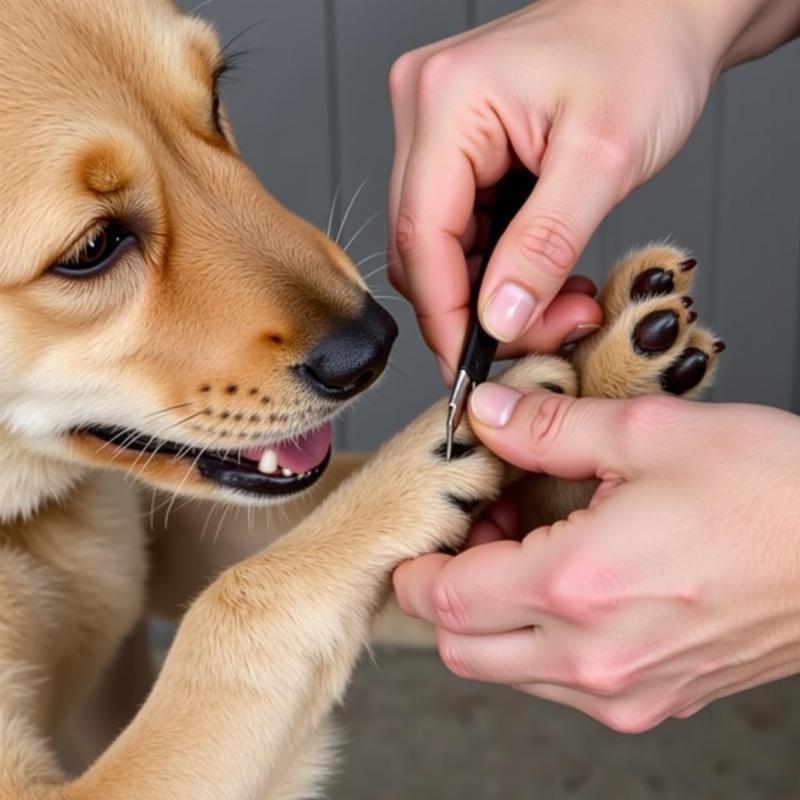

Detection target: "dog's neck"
[0, 429, 87, 523]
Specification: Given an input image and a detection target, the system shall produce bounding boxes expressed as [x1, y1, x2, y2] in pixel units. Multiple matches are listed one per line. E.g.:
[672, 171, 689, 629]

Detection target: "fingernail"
[563, 322, 601, 345]
[437, 356, 455, 386]
[470, 382, 522, 428]
[482, 282, 537, 342]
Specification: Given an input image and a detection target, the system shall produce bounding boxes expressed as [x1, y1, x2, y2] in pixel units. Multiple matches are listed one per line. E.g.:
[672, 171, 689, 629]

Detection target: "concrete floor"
[331, 647, 800, 800]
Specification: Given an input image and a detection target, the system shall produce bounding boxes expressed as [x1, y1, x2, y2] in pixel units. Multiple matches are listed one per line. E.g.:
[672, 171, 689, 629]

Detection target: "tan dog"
[0, 1, 723, 797]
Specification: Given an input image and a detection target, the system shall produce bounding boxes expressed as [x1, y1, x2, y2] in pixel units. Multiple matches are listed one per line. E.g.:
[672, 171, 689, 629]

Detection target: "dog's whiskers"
[342, 211, 381, 256]
[188, 0, 215, 15]
[143, 402, 196, 421]
[325, 184, 341, 239]
[163, 446, 211, 530]
[222, 20, 267, 56]
[212, 503, 233, 544]
[355, 250, 388, 270]
[362, 262, 389, 283]
[335, 177, 369, 246]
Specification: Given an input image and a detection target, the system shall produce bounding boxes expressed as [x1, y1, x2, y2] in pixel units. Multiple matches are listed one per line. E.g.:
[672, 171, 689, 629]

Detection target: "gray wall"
[189, 0, 800, 450]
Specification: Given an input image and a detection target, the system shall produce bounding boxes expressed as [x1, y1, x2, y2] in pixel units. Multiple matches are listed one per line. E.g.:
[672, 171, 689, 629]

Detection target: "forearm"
[683, 0, 800, 75]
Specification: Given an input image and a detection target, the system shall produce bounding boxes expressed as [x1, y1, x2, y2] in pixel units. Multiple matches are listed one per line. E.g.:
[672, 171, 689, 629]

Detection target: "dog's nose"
[296, 295, 398, 400]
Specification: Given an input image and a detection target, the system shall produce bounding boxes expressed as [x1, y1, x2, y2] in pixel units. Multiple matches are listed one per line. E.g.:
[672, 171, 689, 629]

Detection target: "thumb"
[468, 384, 643, 481]
[478, 122, 627, 343]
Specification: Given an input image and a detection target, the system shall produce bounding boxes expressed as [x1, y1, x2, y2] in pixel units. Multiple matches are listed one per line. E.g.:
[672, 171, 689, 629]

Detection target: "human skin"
[387, 0, 800, 377]
[395, 387, 800, 732]
[390, 0, 800, 727]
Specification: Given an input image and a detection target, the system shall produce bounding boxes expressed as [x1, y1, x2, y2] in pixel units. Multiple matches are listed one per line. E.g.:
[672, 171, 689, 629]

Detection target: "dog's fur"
[0, 2, 722, 797]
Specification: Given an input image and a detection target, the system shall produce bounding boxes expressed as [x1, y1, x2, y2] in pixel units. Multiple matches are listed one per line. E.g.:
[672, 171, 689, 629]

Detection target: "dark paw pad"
[633, 310, 679, 356]
[446, 494, 480, 515]
[433, 441, 475, 460]
[660, 347, 708, 395]
[630, 267, 674, 300]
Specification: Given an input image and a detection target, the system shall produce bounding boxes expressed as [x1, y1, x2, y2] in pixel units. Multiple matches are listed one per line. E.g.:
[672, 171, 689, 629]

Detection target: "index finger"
[394, 143, 479, 369]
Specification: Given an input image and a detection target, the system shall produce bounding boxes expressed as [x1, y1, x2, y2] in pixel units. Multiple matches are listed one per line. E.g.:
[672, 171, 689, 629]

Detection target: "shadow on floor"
[331, 647, 800, 800]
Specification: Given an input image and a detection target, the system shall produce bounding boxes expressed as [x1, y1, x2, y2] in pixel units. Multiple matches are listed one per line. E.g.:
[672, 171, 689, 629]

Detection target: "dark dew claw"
[434, 441, 475, 461]
[660, 347, 708, 395]
[630, 267, 675, 300]
[446, 494, 480, 515]
[633, 310, 680, 356]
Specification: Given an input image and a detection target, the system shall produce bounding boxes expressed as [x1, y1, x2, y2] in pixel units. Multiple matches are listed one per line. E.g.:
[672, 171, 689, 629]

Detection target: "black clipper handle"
[458, 169, 538, 383]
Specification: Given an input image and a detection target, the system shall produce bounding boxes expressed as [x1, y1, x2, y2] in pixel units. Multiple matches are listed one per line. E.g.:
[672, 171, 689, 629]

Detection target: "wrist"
[679, 0, 800, 76]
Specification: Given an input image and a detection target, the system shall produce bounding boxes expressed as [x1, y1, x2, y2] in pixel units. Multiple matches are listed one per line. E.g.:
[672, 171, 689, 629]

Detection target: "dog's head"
[0, 0, 397, 509]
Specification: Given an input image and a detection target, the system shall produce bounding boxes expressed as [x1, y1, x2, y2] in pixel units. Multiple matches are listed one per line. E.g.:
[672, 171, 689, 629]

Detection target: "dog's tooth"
[258, 449, 278, 474]
[281, 467, 294, 477]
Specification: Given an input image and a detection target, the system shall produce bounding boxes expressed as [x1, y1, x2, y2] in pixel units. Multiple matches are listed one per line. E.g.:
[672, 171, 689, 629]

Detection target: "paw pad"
[660, 347, 708, 395]
[572, 245, 723, 399]
[630, 267, 674, 300]
[633, 310, 680, 355]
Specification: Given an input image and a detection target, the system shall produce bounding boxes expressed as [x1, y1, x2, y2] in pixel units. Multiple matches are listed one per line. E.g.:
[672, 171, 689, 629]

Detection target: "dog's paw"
[361, 355, 577, 561]
[572, 245, 723, 399]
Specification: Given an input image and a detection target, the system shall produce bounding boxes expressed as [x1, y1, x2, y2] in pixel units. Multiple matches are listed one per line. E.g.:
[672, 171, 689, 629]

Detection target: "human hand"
[394, 387, 800, 731]
[387, 0, 790, 377]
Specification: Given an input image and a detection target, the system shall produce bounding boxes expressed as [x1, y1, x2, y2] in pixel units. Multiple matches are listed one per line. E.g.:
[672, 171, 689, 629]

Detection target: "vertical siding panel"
[333, 0, 471, 450]
[712, 42, 800, 409]
[476, 0, 529, 21]
[196, 1, 334, 227]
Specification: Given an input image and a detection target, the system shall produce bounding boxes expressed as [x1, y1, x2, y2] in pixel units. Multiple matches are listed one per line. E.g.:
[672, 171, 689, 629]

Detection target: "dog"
[0, 1, 723, 797]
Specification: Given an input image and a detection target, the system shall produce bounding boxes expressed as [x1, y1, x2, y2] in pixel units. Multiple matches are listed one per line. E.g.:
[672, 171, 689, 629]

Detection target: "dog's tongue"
[242, 423, 332, 473]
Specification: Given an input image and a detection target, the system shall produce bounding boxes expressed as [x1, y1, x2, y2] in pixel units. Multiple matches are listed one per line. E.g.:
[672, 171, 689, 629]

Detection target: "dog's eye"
[53, 221, 135, 278]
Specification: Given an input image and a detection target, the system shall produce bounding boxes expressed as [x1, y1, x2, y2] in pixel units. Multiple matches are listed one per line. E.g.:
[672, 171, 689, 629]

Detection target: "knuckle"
[438, 633, 473, 679]
[582, 130, 632, 176]
[599, 703, 661, 735]
[431, 576, 469, 633]
[526, 394, 575, 458]
[416, 50, 461, 103]
[540, 568, 583, 619]
[394, 208, 420, 260]
[389, 50, 421, 100]
[515, 217, 578, 280]
[569, 658, 631, 697]
[568, 123, 635, 190]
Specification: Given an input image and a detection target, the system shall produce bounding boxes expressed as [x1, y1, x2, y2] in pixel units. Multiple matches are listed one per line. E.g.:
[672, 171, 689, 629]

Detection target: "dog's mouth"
[80, 422, 333, 497]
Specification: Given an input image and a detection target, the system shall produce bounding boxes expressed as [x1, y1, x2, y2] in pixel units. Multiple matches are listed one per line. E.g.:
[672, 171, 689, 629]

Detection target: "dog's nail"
[633, 310, 680, 355]
[660, 348, 708, 395]
[447, 494, 480, 515]
[630, 267, 674, 300]
[682, 296, 694, 308]
[688, 311, 698, 323]
[540, 383, 565, 394]
[679, 258, 697, 272]
[563, 323, 601, 345]
[433, 441, 475, 460]
[713, 340, 727, 353]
